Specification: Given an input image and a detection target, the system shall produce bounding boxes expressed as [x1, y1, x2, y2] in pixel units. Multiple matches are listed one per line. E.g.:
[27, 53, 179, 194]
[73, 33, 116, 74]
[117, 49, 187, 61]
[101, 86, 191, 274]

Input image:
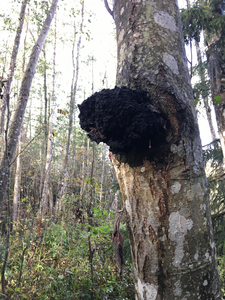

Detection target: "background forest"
[0, 0, 224, 299]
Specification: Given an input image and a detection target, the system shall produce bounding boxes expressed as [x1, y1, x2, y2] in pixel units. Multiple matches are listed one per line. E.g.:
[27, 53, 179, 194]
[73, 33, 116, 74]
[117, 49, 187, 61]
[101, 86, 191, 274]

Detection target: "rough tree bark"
[0, 0, 59, 215]
[79, 0, 222, 299]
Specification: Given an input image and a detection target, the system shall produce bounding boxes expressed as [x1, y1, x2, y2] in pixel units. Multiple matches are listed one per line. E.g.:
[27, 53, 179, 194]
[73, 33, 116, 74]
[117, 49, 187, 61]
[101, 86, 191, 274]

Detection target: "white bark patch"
[170, 142, 185, 157]
[138, 279, 157, 300]
[205, 252, 210, 259]
[169, 211, 193, 268]
[194, 253, 199, 260]
[154, 11, 177, 32]
[170, 182, 181, 194]
[118, 29, 124, 44]
[120, 7, 124, 15]
[203, 280, 208, 286]
[174, 280, 182, 296]
[123, 173, 134, 217]
[188, 182, 204, 200]
[200, 203, 206, 211]
[163, 52, 179, 75]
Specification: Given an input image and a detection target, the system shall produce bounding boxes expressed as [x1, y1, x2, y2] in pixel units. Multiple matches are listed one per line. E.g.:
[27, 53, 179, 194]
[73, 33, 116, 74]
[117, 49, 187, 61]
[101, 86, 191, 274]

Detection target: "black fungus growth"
[78, 86, 166, 154]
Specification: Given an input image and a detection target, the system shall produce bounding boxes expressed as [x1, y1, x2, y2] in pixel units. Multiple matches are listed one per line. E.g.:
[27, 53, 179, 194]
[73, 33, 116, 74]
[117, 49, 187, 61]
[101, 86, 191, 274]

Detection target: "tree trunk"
[55, 0, 84, 219]
[99, 143, 106, 204]
[13, 133, 22, 225]
[112, 1, 221, 298]
[206, 3, 225, 161]
[13, 8, 29, 226]
[80, 131, 86, 199]
[39, 12, 57, 218]
[0, 0, 27, 135]
[0, 0, 59, 215]
[195, 41, 217, 141]
[208, 47, 225, 158]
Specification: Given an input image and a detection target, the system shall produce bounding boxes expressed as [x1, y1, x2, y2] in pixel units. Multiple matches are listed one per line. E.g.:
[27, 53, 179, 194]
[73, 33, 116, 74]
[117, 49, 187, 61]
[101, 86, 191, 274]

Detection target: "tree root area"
[78, 86, 166, 154]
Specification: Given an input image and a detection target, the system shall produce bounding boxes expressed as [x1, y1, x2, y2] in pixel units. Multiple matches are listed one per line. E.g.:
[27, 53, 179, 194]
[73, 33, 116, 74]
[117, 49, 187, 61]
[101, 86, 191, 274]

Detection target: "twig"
[202, 138, 220, 148]
[10, 129, 42, 166]
[104, 0, 114, 18]
[209, 173, 225, 183]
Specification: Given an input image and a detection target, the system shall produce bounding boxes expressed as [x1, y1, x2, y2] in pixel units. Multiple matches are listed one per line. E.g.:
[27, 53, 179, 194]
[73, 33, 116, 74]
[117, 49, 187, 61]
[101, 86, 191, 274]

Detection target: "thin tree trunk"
[54, 0, 84, 220]
[87, 138, 90, 177]
[208, 48, 225, 160]
[0, 0, 59, 215]
[0, 0, 27, 135]
[40, 13, 57, 218]
[43, 46, 48, 149]
[13, 133, 22, 225]
[80, 131, 86, 199]
[12, 7, 29, 227]
[99, 143, 106, 204]
[205, 3, 225, 162]
[1, 95, 11, 298]
[195, 41, 217, 141]
[89, 142, 95, 212]
[109, 1, 221, 298]
[48, 181, 53, 217]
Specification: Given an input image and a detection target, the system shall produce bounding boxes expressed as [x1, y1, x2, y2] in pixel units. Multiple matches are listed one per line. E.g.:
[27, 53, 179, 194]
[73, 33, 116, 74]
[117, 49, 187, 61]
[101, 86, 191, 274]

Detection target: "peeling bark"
[79, 0, 222, 299]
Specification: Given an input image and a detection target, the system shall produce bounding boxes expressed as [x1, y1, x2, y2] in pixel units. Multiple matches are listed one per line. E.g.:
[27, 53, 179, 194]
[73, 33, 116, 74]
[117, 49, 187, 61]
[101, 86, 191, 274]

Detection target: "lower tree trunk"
[111, 138, 220, 298]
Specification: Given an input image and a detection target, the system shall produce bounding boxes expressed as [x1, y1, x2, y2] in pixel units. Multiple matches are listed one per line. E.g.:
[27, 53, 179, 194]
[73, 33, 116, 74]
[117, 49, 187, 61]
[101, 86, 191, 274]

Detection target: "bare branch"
[104, 0, 114, 18]
[10, 129, 42, 166]
[209, 173, 225, 183]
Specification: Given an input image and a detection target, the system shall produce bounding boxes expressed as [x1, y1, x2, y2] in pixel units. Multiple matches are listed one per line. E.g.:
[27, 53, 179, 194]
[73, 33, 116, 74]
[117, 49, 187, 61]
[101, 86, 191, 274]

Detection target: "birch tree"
[0, 0, 27, 135]
[55, 0, 84, 219]
[79, 0, 222, 298]
[40, 13, 57, 218]
[0, 0, 59, 215]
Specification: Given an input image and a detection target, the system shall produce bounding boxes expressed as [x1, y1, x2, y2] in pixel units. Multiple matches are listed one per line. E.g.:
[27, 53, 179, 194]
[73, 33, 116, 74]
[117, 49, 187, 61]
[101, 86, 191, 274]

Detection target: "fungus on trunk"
[78, 86, 167, 162]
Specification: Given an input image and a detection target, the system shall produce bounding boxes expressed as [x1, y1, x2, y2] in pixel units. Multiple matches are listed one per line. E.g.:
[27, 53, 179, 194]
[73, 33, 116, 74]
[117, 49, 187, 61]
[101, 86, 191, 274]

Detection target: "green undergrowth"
[1, 209, 135, 299]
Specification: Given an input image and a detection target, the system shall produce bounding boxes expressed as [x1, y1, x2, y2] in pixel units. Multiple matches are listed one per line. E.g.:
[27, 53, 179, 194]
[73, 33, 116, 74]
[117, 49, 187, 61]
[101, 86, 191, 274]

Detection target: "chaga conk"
[78, 86, 166, 154]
